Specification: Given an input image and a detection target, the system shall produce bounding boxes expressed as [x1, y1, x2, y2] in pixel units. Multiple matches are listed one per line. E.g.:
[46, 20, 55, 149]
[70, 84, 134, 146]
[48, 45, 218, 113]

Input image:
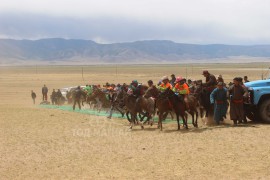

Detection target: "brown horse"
[193, 82, 214, 119]
[87, 88, 111, 111]
[162, 88, 188, 130]
[117, 87, 155, 129]
[145, 86, 186, 131]
[165, 89, 200, 128]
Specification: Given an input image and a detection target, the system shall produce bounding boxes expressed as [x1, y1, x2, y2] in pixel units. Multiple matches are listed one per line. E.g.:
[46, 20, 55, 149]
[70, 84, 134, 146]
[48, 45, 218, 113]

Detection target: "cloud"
[1, 0, 270, 44]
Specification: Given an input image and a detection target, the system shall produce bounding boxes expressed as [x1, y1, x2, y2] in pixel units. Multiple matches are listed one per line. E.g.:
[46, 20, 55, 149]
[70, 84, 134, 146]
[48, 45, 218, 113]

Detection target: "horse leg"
[129, 114, 135, 129]
[195, 110, 199, 128]
[182, 112, 188, 129]
[126, 111, 131, 122]
[189, 111, 196, 128]
[162, 112, 168, 121]
[200, 107, 204, 118]
[170, 111, 174, 120]
[176, 113, 180, 130]
[158, 112, 163, 130]
[115, 106, 124, 117]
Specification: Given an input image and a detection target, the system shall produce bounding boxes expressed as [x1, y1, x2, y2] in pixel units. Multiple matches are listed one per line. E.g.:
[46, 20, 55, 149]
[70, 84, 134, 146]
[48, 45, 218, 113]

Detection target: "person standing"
[51, 89, 57, 105]
[210, 82, 228, 125]
[228, 77, 248, 125]
[42, 84, 48, 101]
[31, 90, 36, 104]
[56, 89, 63, 105]
[72, 86, 83, 110]
[244, 76, 250, 83]
[239, 77, 249, 123]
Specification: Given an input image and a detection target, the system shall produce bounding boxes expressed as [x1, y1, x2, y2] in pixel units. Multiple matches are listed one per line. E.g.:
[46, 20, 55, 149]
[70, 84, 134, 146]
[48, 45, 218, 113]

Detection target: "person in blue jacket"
[210, 82, 228, 125]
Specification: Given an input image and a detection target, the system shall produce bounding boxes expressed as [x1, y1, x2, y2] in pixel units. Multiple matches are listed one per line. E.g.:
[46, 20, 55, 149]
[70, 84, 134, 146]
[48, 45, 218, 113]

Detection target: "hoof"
[141, 126, 144, 129]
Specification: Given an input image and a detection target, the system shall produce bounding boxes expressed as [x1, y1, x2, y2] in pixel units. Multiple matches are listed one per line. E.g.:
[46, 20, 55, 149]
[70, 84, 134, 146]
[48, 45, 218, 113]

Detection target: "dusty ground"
[1, 63, 270, 179]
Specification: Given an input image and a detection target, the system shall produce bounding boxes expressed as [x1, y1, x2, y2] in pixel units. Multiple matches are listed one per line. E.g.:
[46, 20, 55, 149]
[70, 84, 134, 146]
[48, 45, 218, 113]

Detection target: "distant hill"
[1, 38, 270, 65]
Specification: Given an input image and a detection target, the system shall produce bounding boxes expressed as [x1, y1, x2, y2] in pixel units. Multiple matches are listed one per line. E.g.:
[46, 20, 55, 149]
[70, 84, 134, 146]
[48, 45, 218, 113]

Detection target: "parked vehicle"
[245, 79, 270, 122]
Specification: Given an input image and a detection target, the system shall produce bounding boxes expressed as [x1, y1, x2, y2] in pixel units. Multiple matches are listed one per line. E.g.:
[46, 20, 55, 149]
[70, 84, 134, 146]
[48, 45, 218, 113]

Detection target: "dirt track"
[1, 64, 270, 179]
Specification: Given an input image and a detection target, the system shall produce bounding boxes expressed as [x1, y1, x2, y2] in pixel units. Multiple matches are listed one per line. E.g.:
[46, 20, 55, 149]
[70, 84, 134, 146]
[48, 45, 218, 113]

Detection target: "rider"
[173, 76, 190, 108]
[84, 84, 93, 96]
[170, 74, 176, 86]
[157, 76, 173, 92]
[128, 80, 139, 95]
[147, 80, 154, 88]
[202, 70, 217, 91]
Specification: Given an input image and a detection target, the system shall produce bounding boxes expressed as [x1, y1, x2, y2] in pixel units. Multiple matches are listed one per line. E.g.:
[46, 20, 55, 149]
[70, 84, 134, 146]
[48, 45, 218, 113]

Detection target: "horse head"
[144, 86, 160, 99]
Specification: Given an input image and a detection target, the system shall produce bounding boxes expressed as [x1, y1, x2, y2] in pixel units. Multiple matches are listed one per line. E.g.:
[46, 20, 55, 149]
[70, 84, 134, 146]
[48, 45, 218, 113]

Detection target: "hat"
[162, 76, 169, 81]
[175, 76, 184, 83]
[132, 80, 138, 84]
[217, 82, 223, 86]
[233, 77, 240, 81]
[238, 77, 243, 82]
[202, 70, 209, 75]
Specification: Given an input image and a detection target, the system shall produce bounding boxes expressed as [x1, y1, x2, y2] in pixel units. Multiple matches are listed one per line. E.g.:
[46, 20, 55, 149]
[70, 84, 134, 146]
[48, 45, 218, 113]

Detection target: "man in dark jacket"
[42, 84, 48, 101]
[72, 86, 83, 110]
[31, 90, 36, 104]
[56, 89, 63, 105]
[228, 77, 248, 125]
[51, 89, 57, 105]
[202, 70, 217, 91]
[170, 74, 176, 86]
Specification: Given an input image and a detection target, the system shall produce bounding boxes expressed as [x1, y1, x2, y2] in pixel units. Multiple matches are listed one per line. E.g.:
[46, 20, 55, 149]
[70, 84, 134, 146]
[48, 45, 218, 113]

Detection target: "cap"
[162, 76, 169, 81]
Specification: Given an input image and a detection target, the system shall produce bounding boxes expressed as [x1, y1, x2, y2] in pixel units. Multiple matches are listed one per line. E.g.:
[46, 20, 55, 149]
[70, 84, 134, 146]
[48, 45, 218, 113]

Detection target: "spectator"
[244, 76, 250, 83]
[42, 84, 48, 101]
[31, 90, 36, 104]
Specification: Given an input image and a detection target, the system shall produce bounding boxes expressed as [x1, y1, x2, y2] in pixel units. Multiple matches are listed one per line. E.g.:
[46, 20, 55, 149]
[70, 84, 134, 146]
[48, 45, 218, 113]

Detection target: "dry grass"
[1, 63, 270, 179]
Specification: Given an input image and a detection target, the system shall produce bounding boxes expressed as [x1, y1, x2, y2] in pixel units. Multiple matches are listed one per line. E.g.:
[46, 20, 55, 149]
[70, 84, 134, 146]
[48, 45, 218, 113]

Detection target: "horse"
[87, 88, 111, 112]
[193, 81, 214, 119]
[117, 87, 156, 129]
[144, 86, 174, 121]
[165, 90, 199, 129]
[162, 88, 188, 130]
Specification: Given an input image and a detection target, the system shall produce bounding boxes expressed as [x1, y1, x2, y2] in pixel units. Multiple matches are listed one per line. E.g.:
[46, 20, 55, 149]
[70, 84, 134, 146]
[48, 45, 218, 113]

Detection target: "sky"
[0, 0, 270, 44]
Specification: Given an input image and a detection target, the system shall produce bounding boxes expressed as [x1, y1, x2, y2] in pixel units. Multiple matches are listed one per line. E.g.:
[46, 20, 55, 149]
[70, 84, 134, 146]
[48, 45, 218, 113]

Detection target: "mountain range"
[1, 38, 270, 65]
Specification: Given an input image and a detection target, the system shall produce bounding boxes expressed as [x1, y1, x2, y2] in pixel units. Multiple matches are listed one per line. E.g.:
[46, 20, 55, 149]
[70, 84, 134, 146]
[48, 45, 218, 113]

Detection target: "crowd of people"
[31, 71, 251, 126]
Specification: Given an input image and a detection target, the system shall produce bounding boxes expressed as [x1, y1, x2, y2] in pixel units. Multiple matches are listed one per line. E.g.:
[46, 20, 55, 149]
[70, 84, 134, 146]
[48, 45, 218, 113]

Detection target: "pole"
[116, 64, 118, 79]
[185, 64, 187, 79]
[82, 67, 84, 81]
